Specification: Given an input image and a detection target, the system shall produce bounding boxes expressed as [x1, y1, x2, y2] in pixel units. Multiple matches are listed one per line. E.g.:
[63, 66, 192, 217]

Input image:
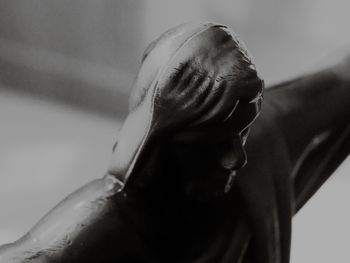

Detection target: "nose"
[220, 135, 247, 171]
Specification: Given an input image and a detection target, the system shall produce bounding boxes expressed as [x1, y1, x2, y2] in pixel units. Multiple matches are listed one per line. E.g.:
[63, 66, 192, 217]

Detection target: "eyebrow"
[171, 127, 237, 144]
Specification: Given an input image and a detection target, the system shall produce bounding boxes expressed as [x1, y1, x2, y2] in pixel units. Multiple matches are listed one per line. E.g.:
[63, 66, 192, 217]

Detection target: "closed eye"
[171, 128, 239, 147]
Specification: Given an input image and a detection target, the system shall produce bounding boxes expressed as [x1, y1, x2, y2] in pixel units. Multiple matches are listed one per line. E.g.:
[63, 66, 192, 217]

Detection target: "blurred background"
[0, 0, 349, 262]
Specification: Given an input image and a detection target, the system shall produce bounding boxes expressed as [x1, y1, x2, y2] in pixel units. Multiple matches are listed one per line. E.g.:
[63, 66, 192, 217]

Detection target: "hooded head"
[107, 22, 263, 193]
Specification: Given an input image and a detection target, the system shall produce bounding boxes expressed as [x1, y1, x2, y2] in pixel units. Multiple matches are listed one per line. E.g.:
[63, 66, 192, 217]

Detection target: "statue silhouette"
[0, 22, 349, 263]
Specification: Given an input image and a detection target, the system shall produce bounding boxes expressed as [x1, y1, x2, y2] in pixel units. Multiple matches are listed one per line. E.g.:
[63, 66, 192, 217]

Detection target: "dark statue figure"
[0, 22, 349, 263]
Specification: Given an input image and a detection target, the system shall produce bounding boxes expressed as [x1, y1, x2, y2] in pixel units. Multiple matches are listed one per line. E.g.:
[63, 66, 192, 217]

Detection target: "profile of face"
[169, 124, 248, 198]
[127, 92, 261, 199]
[163, 86, 262, 198]
[107, 22, 263, 195]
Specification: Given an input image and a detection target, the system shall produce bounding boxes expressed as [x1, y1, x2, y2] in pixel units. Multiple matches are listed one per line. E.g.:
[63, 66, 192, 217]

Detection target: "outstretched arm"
[236, 57, 350, 263]
[0, 22, 349, 263]
[0, 175, 160, 262]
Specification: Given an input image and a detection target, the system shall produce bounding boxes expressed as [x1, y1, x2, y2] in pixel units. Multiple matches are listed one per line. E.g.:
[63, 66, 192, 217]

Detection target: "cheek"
[171, 145, 202, 168]
[170, 144, 225, 174]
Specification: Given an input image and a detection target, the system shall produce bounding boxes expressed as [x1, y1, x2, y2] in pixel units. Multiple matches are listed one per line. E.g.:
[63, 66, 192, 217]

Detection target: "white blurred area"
[0, 1, 349, 262]
[0, 90, 122, 243]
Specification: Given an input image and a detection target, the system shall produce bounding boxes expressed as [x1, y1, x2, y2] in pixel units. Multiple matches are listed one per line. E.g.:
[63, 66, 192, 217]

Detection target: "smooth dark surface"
[0, 23, 349, 263]
[238, 65, 350, 263]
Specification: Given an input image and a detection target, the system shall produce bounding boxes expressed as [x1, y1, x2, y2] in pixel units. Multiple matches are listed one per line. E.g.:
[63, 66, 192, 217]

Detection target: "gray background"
[0, 1, 349, 262]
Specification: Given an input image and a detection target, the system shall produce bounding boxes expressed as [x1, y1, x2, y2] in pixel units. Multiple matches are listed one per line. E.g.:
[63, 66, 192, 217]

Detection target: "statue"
[0, 22, 349, 263]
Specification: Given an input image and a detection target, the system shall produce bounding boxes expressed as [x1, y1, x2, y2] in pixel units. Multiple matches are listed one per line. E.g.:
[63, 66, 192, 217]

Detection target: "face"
[167, 123, 249, 198]
[109, 23, 263, 193]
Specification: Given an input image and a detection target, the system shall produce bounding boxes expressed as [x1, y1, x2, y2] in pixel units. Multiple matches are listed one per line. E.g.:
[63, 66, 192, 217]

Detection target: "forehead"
[170, 98, 260, 143]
